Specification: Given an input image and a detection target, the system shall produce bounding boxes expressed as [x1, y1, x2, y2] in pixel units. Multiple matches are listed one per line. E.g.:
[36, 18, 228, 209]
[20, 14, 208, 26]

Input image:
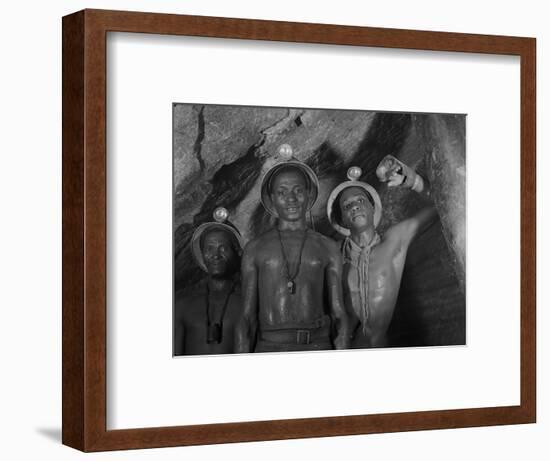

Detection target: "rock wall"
[173, 104, 466, 347]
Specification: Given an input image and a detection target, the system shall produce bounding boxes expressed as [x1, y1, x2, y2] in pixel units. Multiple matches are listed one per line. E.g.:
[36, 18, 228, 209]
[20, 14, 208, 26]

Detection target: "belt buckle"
[296, 330, 310, 345]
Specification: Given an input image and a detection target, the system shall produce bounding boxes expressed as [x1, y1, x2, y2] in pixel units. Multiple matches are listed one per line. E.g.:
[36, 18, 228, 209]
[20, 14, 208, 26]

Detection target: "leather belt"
[260, 325, 331, 345]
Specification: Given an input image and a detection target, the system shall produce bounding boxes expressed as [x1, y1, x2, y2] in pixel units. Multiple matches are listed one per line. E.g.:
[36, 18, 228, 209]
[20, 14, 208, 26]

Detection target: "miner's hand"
[376, 155, 416, 188]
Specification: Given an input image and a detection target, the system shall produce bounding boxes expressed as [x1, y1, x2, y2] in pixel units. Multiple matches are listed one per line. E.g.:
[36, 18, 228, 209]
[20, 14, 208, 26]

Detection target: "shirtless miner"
[235, 144, 351, 353]
[174, 207, 243, 355]
[327, 156, 438, 348]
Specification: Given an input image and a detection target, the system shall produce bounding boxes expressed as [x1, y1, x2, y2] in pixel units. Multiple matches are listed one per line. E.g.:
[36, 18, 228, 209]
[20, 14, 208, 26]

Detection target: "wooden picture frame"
[62, 9, 536, 452]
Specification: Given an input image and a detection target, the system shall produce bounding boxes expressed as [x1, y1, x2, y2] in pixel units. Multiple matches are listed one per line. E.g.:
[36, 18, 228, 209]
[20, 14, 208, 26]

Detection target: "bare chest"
[182, 293, 241, 328]
[343, 243, 406, 301]
[258, 237, 326, 274]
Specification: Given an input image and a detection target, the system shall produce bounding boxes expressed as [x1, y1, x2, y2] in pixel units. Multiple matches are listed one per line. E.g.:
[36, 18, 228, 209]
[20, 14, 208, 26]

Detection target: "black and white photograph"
[173, 103, 466, 356]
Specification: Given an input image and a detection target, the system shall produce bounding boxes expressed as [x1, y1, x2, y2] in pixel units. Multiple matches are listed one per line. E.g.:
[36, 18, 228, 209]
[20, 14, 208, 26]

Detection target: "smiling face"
[338, 186, 374, 233]
[201, 229, 240, 278]
[270, 168, 310, 222]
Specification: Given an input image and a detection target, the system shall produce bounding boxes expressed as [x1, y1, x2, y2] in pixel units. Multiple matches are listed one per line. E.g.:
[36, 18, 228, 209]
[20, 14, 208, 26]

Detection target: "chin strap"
[308, 211, 316, 231]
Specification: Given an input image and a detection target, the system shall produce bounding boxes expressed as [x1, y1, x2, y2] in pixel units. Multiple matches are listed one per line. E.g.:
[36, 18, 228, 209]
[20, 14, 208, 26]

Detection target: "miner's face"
[339, 187, 374, 233]
[201, 230, 239, 277]
[270, 169, 309, 222]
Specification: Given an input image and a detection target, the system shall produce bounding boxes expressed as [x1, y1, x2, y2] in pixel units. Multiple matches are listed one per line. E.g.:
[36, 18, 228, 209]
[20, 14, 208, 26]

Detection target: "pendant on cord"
[287, 280, 296, 294]
[207, 323, 222, 344]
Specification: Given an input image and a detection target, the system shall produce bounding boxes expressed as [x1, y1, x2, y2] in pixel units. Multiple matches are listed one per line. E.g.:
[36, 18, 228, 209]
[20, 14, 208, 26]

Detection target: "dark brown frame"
[62, 9, 536, 452]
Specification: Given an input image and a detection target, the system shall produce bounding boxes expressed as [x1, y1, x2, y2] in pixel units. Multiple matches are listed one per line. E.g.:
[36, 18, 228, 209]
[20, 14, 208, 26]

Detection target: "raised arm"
[325, 239, 352, 349]
[385, 206, 438, 251]
[376, 155, 438, 249]
[376, 154, 431, 197]
[234, 242, 259, 353]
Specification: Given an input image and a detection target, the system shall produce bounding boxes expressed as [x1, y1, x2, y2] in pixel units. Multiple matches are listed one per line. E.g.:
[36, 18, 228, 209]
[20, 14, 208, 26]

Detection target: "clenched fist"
[376, 155, 425, 193]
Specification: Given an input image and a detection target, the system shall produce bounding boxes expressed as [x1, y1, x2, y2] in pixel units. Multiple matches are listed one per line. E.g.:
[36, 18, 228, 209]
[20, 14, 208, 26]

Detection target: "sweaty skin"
[174, 230, 242, 355]
[235, 169, 351, 352]
[339, 159, 438, 348]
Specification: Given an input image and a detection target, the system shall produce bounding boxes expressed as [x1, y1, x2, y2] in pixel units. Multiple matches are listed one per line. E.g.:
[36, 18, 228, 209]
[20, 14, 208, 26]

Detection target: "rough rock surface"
[173, 104, 466, 346]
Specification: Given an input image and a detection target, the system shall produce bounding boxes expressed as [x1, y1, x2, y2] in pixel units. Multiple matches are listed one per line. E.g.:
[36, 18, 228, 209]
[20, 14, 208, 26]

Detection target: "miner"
[235, 144, 351, 353]
[174, 207, 243, 355]
[327, 156, 438, 348]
